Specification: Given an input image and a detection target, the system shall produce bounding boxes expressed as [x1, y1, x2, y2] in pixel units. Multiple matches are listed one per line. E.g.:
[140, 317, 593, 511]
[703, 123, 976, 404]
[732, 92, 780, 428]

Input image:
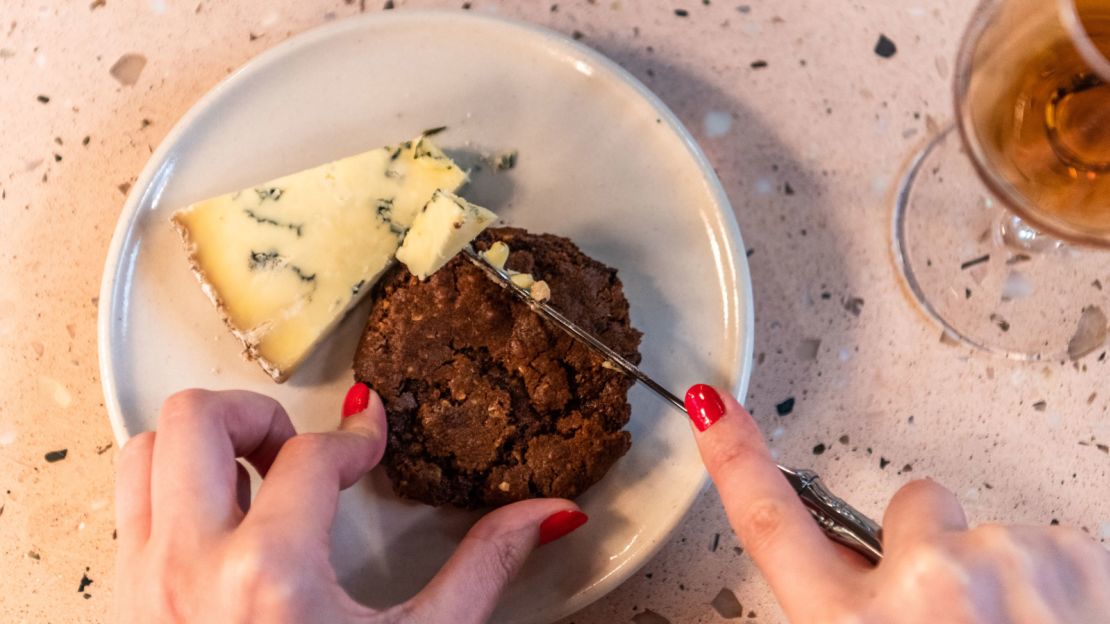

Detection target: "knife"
[463, 246, 884, 564]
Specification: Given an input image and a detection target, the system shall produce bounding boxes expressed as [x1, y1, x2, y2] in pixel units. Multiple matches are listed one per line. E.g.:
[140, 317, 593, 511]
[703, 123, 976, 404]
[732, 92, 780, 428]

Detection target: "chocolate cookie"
[353, 227, 642, 508]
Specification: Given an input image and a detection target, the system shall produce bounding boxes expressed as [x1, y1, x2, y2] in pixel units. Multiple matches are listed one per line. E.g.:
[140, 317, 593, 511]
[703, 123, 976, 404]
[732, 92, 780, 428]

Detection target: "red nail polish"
[685, 384, 725, 432]
[342, 382, 370, 418]
[538, 510, 588, 546]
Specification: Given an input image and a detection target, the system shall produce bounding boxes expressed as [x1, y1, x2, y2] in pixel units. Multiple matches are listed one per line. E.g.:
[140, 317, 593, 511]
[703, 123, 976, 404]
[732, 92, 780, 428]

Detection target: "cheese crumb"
[396, 190, 497, 279]
[482, 241, 510, 270]
[509, 272, 535, 289]
[481, 240, 551, 302]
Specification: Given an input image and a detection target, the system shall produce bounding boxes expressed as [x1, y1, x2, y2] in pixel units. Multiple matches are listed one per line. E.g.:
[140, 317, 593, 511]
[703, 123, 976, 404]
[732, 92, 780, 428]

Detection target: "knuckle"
[148, 535, 188, 570]
[464, 533, 528, 590]
[1049, 525, 1094, 551]
[143, 544, 193, 616]
[222, 543, 267, 587]
[378, 602, 417, 624]
[896, 478, 946, 502]
[897, 478, 938, 497]
[1048, 526, 1108, 571]
[889, 478, 954, 512]
[483, 535, 526, 581]
[141, 580, 184, 621]
[712, 440, 758, 477]
[488, 538, 526, 584]
[972, 522, 1011, 540]
[120, 431, 155, 459]
[826, 609, 873, 624]
[967, 525, 1070, 591]
[899, 540, 968, 588]
[900, 539, 945, 567]
[159, 389, 215, 427]
[278, 433, 329, 461]
[221, 534, 298, 604]
[734, 498, 788, 553]
[968, 523, 1023, 561]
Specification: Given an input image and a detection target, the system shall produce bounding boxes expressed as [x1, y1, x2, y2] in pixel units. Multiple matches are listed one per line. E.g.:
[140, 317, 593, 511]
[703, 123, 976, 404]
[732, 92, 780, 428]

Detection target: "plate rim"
[97, 9, 755, 622]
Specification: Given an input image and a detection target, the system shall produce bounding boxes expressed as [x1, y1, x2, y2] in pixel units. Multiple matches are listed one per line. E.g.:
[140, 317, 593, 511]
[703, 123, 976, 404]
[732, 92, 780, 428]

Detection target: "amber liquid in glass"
[975, 7, 1110, 239]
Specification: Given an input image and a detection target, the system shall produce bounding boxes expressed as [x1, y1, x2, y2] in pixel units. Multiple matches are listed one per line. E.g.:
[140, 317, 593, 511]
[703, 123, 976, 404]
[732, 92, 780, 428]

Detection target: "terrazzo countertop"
[3, 1, 1108, 622]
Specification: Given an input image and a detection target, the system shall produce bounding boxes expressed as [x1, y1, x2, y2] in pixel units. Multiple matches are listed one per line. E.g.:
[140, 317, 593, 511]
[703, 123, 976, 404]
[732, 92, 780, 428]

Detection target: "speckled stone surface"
[2, 1, 1108, 623]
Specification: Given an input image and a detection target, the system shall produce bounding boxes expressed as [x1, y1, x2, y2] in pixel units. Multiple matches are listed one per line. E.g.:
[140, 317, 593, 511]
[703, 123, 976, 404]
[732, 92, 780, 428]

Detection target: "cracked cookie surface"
[354, 227, 642, 508]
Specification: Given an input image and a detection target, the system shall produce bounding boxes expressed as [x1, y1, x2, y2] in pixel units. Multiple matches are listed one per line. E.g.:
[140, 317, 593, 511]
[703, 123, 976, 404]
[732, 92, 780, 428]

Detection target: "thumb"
[404, 499, 587, 624]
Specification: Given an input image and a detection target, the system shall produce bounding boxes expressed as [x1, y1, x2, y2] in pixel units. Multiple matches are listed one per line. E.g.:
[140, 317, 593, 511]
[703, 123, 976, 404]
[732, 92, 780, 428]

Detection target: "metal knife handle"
[779, 466, 884, 563]
[463, 247, 884, 564]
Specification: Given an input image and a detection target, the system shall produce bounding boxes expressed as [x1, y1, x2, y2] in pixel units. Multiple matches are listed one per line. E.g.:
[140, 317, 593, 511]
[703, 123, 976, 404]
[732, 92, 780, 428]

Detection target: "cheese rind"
[395, 190, 497, 279]
[172, 136, 467, 381]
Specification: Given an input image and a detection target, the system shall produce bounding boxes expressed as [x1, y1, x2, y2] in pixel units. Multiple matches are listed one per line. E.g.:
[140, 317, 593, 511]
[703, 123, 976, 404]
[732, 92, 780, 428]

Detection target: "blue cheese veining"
[171, 135, 466, 381]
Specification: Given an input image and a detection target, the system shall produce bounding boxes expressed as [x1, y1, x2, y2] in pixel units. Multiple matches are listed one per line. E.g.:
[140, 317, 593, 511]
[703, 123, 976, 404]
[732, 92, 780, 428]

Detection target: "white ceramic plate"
[98, 11, 752, 624]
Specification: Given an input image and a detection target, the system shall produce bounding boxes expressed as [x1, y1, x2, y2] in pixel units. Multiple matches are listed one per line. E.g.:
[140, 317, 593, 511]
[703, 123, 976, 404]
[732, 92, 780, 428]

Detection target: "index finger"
[685, 384, 855, 615]
[150, 389, 297, 536]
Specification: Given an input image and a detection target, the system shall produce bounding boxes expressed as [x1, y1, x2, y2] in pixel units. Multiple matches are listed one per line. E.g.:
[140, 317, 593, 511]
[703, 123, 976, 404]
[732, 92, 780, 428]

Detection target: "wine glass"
[893, 0, 1110, 361]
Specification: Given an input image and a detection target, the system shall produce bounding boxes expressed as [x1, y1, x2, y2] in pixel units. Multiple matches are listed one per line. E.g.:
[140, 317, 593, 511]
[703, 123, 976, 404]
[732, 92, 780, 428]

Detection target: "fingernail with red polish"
[538, 510, 588, 546]
[342, 382, 370, 418]
[685, 384, 725, 432]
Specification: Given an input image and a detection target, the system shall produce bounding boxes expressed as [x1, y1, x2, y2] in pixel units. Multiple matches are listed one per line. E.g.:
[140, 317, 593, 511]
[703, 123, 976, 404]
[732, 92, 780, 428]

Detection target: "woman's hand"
[115, 387, 586, 624]
[684, 384, 1110, 623]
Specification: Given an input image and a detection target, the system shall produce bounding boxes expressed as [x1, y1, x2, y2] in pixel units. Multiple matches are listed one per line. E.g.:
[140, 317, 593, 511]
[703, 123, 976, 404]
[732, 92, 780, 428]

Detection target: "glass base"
[893, 125, 1110, 362]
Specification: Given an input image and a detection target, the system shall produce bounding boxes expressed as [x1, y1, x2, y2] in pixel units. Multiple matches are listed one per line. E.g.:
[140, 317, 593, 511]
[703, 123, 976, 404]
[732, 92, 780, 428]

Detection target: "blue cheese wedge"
[172, 136, 467, 382]
[395, 190, 497, 279]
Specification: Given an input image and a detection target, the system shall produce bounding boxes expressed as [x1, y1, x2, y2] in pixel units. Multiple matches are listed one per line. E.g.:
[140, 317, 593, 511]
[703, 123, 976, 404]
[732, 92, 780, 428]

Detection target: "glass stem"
[995, 211, 1066, 254]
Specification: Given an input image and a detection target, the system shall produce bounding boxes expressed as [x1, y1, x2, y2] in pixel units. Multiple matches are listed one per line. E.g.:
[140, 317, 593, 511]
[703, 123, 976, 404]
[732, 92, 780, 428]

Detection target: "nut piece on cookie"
[529, 280, 551, 302]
